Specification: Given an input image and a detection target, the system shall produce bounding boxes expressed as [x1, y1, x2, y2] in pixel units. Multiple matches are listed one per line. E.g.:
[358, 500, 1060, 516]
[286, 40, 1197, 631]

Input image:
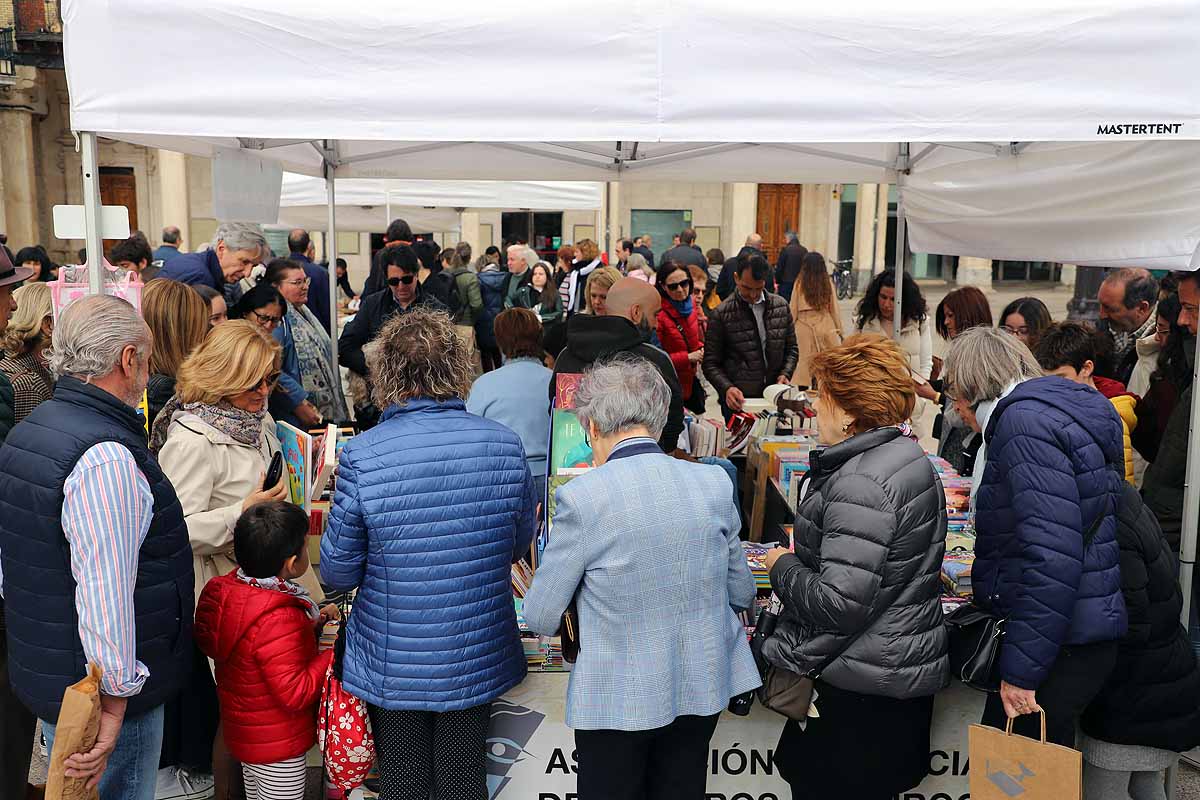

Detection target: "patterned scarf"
[235, 569, 320, 620]
[183, 400, 265, 446]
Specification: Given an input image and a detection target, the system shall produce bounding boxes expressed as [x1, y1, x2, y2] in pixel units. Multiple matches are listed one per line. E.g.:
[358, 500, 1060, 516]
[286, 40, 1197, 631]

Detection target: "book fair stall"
[52, 1, 1200, 797]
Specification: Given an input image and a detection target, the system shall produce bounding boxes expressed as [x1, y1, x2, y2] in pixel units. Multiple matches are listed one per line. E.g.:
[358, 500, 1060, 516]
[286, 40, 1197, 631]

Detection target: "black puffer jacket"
[550, 314, 684, 453]
[1081, 484, 1200, 752]
[703, 291, 798, 401]
[765, 427, 949, 699]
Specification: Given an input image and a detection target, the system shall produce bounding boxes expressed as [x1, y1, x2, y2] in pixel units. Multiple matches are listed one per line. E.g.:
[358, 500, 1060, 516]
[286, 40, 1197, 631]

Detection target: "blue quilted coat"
[974, 377, 1128, 691]
[320, 398, 537, 710]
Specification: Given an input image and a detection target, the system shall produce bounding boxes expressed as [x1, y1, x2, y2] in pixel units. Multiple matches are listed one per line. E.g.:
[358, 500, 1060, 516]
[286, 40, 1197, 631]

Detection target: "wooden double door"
[755, 184, 800, 262]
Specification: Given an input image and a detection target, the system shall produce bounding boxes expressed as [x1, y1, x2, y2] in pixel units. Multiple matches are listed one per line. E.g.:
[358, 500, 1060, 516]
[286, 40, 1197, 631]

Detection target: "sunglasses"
[388, 275, 417, 286]
[665, 279, 692, 291]
[252, 372, 282, 391]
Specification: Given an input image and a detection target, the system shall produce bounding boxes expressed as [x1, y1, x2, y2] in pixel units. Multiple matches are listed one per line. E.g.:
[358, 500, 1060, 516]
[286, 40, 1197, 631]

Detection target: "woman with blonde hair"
[584, 265, 623, 316]
[789, 251, 843, 389]
[155, 320, 319, 800]
[322, 307, 536, 800]
[626, 252, 656, 284]
[763, 334, 948, 800]
[0, 281, 54, 422]
[142, 278, 210, 428]
[566, 238, 603, 314]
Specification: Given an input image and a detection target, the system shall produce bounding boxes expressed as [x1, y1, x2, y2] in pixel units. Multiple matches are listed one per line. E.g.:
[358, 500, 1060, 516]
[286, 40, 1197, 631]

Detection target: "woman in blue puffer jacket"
[321, 307, 537, 800]
[944, 326, 1127, 748]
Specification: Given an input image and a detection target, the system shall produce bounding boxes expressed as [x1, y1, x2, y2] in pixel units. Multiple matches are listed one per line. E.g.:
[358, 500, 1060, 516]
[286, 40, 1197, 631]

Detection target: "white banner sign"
[482, 675, 983, 800]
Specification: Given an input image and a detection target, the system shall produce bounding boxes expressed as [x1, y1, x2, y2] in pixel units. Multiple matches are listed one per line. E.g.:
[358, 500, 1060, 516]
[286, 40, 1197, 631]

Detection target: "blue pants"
[43, 704, 164, 800]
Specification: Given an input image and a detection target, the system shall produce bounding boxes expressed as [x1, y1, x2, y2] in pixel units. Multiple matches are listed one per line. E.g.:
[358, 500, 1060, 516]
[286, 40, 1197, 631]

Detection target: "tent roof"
[64, 1, 1199, 147]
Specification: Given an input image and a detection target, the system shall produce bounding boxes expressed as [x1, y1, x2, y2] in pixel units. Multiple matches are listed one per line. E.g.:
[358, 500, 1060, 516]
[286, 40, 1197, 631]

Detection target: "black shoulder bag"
[945, 506, 1108, 692]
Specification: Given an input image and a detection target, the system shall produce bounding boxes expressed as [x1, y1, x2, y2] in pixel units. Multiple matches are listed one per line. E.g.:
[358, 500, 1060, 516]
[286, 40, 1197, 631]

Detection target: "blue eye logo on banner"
[487, 700, 546, 798]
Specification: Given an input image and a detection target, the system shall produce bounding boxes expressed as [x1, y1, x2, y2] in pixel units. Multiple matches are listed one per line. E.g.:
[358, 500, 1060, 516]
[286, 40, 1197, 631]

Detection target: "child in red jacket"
[195, 501, 338, 800]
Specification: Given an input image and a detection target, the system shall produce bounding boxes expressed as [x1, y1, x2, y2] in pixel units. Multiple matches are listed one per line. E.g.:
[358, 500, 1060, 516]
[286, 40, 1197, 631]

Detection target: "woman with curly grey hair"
[321, 307, 537, 800]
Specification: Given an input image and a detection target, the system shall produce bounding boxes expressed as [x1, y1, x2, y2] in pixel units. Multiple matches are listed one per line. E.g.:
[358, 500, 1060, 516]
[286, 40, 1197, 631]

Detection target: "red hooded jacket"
[194, 571, 334, 764]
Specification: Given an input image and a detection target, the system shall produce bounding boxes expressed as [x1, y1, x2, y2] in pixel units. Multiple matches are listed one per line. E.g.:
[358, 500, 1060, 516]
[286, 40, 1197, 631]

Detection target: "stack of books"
[687, 415, 728, 458]
[742, 542, 774, 591]
[941, 551, 975, 597]
[511, 561, 535, 598]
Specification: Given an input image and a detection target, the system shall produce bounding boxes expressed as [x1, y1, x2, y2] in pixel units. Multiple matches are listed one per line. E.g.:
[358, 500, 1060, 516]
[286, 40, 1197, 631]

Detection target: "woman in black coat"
[1079, 483, 1200, 799]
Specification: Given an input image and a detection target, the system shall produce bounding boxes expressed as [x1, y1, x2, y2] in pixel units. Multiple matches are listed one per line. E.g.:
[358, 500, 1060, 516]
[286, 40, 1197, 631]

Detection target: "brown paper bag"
[45, 664, 103, 800]
[969, 713, 1081, 800]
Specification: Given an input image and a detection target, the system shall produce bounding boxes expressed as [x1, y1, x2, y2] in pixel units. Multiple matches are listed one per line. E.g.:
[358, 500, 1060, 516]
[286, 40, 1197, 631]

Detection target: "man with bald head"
[550, 278, 684, 452]
[287, 227, 332, 330]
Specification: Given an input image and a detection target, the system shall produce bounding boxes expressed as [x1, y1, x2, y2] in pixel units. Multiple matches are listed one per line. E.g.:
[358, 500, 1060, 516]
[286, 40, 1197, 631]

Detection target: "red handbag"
[318, 621, 375, 791]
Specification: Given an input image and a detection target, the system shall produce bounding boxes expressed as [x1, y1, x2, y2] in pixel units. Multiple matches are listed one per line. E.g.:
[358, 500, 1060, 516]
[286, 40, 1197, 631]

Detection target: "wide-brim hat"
[0, 250, 35, 288]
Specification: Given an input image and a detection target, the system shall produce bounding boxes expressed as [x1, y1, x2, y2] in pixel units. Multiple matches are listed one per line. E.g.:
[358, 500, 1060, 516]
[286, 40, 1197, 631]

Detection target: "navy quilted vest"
[0, 376, 194, 720]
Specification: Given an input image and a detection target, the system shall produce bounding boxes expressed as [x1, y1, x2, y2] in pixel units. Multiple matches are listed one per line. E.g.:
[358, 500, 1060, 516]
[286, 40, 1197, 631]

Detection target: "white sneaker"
[155, 768, 215, 800]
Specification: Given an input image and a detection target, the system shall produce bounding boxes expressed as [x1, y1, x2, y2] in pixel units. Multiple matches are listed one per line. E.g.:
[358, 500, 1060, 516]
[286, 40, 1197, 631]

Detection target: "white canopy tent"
[61, 0, 1200, 694]
[276, 174, 604, 233]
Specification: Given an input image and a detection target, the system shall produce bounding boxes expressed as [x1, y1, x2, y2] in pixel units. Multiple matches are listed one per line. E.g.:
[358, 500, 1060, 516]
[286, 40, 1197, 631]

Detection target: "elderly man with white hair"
[159, 221, 267, 292]
[0, 295, 194, 800]
[523, 356, 759, 800]
[503, 244, 540, 310]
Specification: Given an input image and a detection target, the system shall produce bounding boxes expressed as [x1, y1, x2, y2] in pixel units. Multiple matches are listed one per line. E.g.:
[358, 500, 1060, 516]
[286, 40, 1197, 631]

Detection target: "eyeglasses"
[252, 372, 282, 391]
[281, 277, 310, 288]
[665, 279, 692, 291]
[251, 309, 283, 326]
[388, 275, 417, 286]
[1001, 325, 1029, 337]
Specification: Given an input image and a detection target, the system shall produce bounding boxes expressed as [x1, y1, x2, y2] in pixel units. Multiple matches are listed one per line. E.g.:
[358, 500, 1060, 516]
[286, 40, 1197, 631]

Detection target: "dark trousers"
[1, 600, 36, 798]
[479, 346, 503, 373]
[367, 702, 492, 800]
[982, 640, 1118, 747]
[575, 713, 720, 800]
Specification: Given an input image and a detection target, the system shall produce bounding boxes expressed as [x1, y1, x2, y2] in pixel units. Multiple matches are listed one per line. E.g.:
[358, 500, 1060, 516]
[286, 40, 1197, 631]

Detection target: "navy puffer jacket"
[974, 377, 1127, 691]
[320, 398, 537, 711]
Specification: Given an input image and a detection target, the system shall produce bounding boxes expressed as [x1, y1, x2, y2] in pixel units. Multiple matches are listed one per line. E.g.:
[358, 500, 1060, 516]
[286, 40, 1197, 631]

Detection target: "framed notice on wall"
[479, 223, 494, 247]
[573, 224, 596, 243]
[336, 231, 359, 255]
[695, 225, 721, 253]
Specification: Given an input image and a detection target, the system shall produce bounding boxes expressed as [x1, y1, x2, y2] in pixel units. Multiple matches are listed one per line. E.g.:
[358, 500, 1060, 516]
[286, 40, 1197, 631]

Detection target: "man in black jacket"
[704, 253, 798, 419]
[716, 234, 775, 299]
[774, 234, 808, 303]
[339, 244, 448, 379]
[551, 278, 684, 453]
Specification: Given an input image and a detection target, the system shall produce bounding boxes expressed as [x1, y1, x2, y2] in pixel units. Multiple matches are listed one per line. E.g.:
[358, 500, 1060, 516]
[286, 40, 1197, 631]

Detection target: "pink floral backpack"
[318, 619, 375, 790]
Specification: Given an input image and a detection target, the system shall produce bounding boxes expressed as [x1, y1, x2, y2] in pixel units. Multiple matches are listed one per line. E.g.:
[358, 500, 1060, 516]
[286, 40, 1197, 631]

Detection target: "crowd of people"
[0, 215, 1198, 800]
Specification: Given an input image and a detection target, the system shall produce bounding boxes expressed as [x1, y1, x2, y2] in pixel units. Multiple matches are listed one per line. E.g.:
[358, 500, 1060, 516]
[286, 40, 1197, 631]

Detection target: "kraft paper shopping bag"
[46, 663, 103, 800]
[968, 713, 1081, 800]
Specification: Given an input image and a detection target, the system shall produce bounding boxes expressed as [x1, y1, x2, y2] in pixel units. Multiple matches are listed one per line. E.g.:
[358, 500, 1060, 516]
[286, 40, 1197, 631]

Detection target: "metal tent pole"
[80, 132, 105, 295]
[1177, 333, 1200, 626]
[893, 143, 910, 342]
[324, 145, 339, 371]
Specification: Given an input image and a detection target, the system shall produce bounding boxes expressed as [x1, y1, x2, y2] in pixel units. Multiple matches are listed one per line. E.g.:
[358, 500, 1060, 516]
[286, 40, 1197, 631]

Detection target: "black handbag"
[946, 506, 1108, 692]
[667, 315, 708, 415]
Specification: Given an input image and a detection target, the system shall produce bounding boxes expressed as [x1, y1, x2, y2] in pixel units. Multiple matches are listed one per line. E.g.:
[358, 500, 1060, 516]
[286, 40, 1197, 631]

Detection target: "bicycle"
[832, 259, 855, 300]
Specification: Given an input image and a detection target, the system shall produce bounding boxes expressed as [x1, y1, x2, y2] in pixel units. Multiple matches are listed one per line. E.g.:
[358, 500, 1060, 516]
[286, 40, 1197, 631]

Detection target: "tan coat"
[789, 278, 844, 388]
[157, 412, 323, 605]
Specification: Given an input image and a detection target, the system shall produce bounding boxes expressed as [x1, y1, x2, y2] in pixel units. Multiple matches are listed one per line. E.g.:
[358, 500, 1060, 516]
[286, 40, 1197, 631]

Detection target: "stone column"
[956, 256, 993, 288]
[459, 210, 481, 254]
[0, 67, 42, 250]
[853, 184, 879, 287]
[155, 149, 191, 250]
[725, 182, 758, 256]
[875, 185, 890, 269]
[1059, 263, 1077, 288]
[799, 184, 832, 256]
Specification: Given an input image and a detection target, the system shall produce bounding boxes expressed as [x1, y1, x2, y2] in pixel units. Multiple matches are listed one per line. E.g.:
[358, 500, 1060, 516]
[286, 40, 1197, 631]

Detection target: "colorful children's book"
[555, 374, 583, 411]
[276, 421, 312, 511]
[309, 423, 338, 501]
[550, 409, 592, 473]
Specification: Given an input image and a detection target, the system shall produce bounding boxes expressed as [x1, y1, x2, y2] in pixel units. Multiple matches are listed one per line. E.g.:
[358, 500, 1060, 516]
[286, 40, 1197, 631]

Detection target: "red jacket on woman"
[657, 302, 704, 401]
[195, 571, 334, 764]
